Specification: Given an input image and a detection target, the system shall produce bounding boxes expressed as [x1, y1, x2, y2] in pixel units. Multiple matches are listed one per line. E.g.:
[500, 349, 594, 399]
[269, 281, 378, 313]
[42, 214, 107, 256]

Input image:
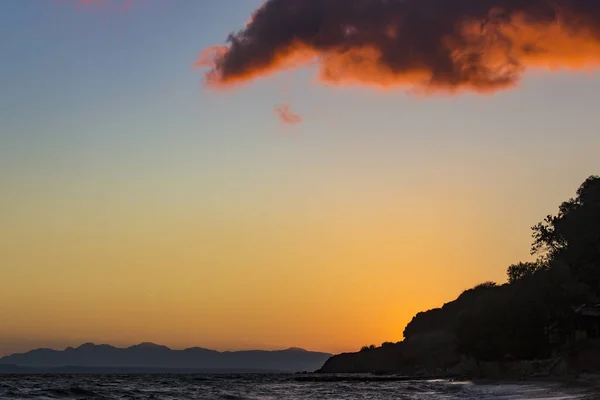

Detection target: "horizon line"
[1, 342, 333, 357]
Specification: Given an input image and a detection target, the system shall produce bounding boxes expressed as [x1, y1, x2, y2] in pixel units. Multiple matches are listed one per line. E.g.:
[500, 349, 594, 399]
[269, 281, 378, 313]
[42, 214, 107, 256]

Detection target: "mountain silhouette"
[0, 343, 332, 373]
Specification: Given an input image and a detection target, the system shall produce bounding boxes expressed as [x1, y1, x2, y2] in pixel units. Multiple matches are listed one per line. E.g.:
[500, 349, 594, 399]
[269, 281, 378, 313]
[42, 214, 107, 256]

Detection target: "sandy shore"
[473, 374, 600, 399]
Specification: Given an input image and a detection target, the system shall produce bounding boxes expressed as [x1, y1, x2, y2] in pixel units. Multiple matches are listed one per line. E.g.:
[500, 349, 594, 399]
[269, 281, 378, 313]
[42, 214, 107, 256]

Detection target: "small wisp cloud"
[274, 103, 303, 126]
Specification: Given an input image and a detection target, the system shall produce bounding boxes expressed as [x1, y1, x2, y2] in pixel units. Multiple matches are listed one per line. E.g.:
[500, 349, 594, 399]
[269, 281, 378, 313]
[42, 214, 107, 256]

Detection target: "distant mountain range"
[0, 343, 332, 373]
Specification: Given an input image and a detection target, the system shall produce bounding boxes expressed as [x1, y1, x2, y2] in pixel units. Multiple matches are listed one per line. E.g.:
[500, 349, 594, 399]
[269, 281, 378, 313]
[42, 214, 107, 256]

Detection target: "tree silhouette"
[531, 175, 600, 293]
[507, 262, 543, 283]
[407, 175, 599, 362]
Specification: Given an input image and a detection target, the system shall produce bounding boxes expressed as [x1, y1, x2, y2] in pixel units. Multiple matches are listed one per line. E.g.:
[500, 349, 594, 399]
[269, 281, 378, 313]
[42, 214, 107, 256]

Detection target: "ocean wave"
[0, 374, 592, 399]
[43, 386, 107, 398]
[218, 393, 251, 400]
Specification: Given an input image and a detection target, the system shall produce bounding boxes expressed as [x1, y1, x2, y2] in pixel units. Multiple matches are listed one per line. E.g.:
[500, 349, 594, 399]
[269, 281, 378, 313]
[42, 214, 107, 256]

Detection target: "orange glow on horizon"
[0, 174, 529, 357]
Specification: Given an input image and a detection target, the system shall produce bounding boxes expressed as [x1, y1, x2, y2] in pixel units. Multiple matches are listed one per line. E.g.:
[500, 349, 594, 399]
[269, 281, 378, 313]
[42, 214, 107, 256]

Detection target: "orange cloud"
[275, 103, 302, 125]
[198, 0, 600, 94]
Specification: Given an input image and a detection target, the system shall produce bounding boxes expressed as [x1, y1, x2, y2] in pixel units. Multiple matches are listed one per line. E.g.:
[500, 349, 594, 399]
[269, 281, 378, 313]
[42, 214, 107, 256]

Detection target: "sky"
[1, 0, 600, 357]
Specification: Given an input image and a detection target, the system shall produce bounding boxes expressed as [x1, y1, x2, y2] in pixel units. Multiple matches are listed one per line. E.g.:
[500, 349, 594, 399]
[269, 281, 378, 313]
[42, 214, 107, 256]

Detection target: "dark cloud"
[198, 0, 600, 93]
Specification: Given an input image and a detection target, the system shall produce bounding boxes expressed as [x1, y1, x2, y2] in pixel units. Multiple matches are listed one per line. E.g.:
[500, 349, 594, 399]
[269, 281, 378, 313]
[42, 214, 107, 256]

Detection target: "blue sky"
[2, 0, 598, 195]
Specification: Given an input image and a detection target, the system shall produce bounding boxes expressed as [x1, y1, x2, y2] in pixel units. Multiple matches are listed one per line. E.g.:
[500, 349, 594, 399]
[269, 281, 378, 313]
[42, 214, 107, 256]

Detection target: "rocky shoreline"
[317, 337, 600, 384]
[316, 356, 583, 381]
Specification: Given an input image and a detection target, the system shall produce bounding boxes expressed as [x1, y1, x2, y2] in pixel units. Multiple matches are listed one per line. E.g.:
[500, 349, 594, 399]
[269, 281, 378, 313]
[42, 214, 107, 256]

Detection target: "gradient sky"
[1, 0, 600, 357]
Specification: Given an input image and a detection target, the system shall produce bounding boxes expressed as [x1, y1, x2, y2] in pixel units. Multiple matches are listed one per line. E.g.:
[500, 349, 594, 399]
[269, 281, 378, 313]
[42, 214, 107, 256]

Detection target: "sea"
[0, 374, 598, 399]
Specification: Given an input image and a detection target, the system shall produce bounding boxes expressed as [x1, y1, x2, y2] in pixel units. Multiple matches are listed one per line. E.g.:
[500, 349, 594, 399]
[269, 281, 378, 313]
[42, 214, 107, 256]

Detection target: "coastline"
[295, 373, 600, 399]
